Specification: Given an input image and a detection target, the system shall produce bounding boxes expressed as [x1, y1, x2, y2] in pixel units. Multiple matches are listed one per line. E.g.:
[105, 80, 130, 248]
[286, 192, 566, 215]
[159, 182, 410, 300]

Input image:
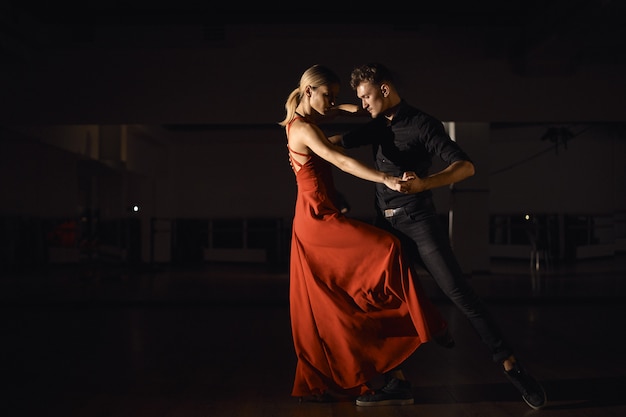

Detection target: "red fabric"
[286, 124, 447, 398]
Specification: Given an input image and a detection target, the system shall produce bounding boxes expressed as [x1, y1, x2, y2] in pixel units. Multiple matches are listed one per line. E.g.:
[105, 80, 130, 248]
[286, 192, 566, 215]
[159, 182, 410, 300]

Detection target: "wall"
[2, 14, 625, 267]
[488, 124, 625, 214]
[2, 23, 625, 126]
[2, 120, 623, 268]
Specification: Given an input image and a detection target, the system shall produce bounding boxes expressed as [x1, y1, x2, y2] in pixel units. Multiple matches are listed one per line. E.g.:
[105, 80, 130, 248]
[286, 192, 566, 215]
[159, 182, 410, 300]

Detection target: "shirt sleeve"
[420, 116, 473, 164]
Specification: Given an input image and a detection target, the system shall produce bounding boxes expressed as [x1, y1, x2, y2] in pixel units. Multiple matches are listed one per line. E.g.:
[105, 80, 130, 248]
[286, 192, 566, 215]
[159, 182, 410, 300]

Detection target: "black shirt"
[341, 100, 472, 211]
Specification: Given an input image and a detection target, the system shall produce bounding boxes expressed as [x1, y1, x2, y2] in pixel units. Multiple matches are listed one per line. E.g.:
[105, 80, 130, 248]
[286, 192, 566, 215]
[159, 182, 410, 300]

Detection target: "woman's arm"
[292, 121, 404, 192]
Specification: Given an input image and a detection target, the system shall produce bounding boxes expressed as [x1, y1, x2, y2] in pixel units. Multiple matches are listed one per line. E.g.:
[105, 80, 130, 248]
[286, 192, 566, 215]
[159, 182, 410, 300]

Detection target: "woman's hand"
[385, 172, 419, 194]
[382, 175, 404, 192]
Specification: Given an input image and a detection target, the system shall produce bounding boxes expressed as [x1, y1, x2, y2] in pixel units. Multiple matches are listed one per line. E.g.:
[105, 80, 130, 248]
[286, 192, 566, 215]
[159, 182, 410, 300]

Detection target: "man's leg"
[380, 210, 546, 409]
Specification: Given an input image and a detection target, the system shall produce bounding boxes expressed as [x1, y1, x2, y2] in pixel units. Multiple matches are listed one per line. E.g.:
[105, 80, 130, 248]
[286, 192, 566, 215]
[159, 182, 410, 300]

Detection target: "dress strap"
[287, 144, 308, 157]
[286, 116, 310, 172]
[286, 115, 304, 135]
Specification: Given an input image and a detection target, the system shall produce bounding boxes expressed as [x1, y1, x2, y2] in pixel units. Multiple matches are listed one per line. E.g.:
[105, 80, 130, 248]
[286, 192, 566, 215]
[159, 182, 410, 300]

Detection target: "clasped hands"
[387, 171, 421, 194]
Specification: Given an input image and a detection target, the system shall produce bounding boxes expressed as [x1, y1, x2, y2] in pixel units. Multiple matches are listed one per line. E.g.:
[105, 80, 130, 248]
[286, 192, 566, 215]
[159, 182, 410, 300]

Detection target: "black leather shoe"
[355, 377, 414, 407]
[504, 362, 547, 410]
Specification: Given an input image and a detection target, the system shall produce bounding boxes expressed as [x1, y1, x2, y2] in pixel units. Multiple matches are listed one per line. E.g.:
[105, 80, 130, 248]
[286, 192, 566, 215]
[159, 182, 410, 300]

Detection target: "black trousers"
[375, 202, 513, 364]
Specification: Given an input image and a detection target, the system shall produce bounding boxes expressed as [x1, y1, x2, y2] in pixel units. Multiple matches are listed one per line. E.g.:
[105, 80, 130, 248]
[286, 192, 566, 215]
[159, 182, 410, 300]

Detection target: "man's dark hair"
[350, 63, 394, 90]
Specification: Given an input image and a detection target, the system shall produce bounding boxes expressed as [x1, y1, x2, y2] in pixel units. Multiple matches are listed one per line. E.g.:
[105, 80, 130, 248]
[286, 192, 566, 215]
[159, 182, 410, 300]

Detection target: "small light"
[524, 214, 530, 221]
[133, 205, 140, 212]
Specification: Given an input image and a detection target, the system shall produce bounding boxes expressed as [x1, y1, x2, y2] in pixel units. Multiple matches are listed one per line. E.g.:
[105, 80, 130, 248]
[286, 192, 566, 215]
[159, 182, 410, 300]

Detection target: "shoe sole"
[355, 398, 414, 407]
[523, 391, 547, 410]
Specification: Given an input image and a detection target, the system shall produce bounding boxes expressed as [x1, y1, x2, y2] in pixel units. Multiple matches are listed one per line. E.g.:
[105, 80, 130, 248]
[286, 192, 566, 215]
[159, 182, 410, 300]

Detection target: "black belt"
[383, 207, 405, 218]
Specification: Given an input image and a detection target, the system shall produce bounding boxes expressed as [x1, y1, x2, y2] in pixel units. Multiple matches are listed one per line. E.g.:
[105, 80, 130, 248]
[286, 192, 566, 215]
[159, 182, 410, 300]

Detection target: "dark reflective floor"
[4, 255, 626, 417]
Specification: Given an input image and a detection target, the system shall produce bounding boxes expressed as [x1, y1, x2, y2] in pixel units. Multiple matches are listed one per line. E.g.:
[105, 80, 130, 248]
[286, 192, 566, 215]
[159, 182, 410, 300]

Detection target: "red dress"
[286, 118, 447, 399]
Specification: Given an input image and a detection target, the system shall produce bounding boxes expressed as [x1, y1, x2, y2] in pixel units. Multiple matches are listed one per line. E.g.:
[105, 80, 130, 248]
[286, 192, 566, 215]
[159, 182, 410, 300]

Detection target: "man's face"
[355, 81, 387, 118]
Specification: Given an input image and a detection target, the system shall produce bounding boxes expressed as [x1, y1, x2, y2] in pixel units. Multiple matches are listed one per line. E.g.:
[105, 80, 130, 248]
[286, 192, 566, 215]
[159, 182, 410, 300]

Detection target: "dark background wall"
[2, 3, 626, 125]
[1, 2, 625, 268]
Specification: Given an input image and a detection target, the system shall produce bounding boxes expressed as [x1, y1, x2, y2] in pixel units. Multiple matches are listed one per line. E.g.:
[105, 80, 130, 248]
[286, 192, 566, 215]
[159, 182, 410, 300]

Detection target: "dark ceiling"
[1, 1, 625, 125]
[4, 1, 625, 68]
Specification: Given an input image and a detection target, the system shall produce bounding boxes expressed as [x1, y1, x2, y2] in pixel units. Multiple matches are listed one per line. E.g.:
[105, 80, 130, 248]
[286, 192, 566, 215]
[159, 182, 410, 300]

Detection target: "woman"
[279, 64, 449, 405]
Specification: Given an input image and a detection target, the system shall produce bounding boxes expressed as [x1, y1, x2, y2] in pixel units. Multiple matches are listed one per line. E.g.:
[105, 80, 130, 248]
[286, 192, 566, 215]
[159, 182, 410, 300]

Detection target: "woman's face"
[308, 83, 339, 116]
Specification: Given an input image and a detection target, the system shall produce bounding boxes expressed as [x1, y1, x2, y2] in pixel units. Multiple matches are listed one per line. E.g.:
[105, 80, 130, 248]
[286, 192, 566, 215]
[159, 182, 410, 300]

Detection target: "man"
[331, 63, 547, 410]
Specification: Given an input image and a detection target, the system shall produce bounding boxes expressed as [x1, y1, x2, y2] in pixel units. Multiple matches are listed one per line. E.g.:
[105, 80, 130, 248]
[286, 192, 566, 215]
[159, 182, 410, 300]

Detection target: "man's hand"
[399, 171, 425, 194]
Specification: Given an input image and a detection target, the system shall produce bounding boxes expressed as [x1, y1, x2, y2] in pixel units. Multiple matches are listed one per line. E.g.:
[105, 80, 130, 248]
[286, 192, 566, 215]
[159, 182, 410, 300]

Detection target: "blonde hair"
[278, 64, 341, 127]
